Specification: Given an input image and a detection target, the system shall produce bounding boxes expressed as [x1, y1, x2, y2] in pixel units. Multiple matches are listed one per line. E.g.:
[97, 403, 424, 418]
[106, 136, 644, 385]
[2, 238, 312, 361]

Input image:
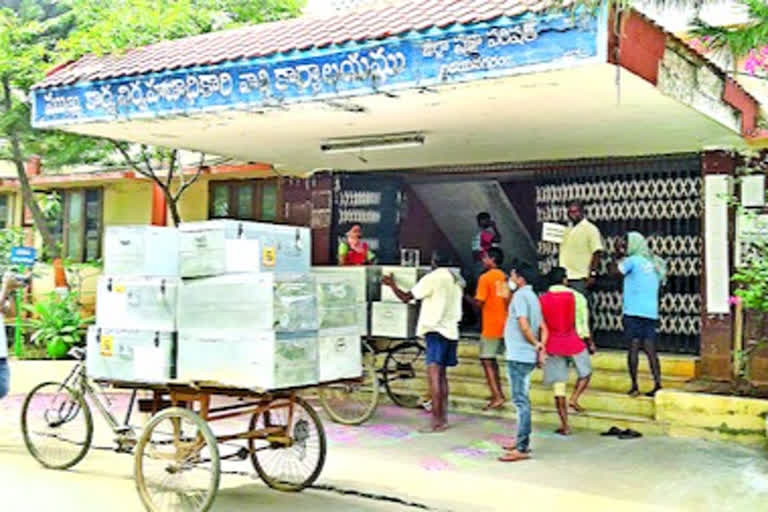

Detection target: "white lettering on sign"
[337, 191, 382, 207]
[422, 21, 538, 59]
[339, 209, 381, 224]
[76, 72, 236, 114]
[43, 92, 83, 116]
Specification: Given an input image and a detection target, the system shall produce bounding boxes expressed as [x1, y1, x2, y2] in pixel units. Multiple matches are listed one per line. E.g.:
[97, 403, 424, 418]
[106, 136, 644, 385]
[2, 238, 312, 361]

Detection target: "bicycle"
[318, 337, 426, 425]
[22, 347, 328, 512]
[20, 347, 138, 469]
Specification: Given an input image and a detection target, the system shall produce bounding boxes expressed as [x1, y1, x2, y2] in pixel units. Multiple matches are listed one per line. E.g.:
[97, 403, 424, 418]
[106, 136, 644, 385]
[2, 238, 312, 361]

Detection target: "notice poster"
[741, 175, 766, 208]
[735, 213, 768, 267]
[542, 222, 567, 244]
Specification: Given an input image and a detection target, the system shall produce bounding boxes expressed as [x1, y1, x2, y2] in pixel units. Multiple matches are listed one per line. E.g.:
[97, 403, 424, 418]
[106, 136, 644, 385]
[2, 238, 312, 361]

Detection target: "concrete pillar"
[699, 150, 736, 380]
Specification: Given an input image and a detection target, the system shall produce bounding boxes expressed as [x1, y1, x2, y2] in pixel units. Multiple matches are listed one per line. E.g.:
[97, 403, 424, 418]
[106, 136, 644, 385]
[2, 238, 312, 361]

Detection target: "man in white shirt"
[0, 272, 23, 399]
[382, 251, 464, 433]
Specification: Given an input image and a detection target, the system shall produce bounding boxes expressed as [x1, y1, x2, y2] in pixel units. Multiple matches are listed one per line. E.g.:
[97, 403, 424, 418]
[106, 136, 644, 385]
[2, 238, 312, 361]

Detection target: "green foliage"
[0, 226, 25, 270]
[691, 0, 768, 58]
[59, 0, 304, 59]
[23, 290, 92, 349]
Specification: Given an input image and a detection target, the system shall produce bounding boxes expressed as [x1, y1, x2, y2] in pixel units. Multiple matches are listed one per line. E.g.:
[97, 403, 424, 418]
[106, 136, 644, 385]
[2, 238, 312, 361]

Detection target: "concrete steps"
[390, 375, 655, 418]
[456, 344, 698, 379]
[388, 341, 699, 434]
[417, 359, 690, 396]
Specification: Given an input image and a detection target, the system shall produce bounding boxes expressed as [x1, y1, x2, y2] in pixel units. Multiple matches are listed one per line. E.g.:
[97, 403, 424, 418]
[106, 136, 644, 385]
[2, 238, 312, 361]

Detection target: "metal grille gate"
[535, 155, 702, 354]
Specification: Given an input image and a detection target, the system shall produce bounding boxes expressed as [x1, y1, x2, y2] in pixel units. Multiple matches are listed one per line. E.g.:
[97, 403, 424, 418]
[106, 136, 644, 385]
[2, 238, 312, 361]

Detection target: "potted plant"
[25, 290, 93, 360]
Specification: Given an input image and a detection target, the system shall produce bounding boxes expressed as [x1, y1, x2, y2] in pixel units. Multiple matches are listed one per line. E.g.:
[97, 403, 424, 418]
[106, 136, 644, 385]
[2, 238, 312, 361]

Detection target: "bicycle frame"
[59, 359, 138, 437]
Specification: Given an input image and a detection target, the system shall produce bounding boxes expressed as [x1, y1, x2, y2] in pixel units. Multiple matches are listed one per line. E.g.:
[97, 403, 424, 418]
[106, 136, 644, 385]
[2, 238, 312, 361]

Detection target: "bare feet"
[498, 449, 531, 462]
[483, 398, 506, 411]
[569, 401, 585, 413]
[555, 427, 572, 436]
[419, 423, 449, 434]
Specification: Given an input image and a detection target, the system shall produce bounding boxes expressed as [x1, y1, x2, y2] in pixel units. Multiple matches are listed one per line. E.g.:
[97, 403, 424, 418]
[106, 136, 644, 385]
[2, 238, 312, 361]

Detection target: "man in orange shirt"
[469, 247, 509, 410]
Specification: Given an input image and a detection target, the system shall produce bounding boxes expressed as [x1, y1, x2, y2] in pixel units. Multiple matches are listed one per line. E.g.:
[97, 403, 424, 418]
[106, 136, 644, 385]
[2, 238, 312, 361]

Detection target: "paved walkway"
[2, 392, 767, 511]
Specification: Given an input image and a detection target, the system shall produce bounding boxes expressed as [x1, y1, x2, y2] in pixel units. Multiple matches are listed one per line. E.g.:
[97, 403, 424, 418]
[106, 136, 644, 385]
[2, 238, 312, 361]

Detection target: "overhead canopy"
[31, 1, 765, 174]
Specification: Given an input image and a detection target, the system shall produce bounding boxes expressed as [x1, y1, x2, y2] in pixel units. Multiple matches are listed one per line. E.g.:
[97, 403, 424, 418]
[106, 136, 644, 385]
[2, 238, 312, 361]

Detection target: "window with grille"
[45, 188, 103, 263]
[209, 180, 280, 222]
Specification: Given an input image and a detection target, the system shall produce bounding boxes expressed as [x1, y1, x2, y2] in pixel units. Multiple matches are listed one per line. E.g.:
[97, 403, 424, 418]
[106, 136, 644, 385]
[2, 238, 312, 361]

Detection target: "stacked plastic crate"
[86, 224, 224, 384]
[87, 220, 362, 390]
[370, 266, 429, 339]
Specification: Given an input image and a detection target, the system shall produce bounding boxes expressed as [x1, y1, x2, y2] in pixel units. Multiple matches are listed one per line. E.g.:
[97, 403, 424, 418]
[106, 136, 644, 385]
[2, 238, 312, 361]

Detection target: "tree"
[51, 0, 304, 225]
[111, 144, 207, 227]
[0, 1, 110, 262]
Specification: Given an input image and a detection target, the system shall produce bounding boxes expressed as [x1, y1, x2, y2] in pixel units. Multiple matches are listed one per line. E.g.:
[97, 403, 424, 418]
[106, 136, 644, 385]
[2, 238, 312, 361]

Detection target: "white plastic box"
[178, 226, 226, 278]
[379, 266, 430, 302]
[181, 220, 311, 274]
[177, 273, 318, 332]
[177, 329, 318, 390]
[96, 276, 179, 331]
[313, 272, 361, 330]
[86, 327, 176, 383]
[371, 302, 419, 338]
[103, 226, 180, 277]
[311, 266, 382, 303]
[317, 327, 362, 382]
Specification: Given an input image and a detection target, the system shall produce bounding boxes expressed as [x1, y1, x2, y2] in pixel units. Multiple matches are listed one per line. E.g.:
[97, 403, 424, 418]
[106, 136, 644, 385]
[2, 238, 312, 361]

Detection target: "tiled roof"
[35, 0, 569, 89]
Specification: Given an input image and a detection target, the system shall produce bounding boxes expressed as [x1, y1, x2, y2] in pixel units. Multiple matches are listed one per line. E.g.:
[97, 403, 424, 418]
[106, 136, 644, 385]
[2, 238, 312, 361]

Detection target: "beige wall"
[175, 178, 209, 224]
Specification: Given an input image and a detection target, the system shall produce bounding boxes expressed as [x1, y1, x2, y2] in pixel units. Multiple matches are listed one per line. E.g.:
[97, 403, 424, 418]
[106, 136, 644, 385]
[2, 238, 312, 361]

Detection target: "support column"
[151, 183, 167, 226]
[700, 150, 736, 380]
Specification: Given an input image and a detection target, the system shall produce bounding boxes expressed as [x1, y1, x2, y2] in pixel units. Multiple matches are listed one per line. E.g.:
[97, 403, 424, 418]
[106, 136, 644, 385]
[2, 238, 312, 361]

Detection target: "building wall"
[103, 180, 154, 225]
[175, 178, 209, 223]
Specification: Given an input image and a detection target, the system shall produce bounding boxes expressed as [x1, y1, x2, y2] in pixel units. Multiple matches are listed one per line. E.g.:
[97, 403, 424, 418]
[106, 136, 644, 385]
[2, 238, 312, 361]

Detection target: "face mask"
[508, 278, 518, 291]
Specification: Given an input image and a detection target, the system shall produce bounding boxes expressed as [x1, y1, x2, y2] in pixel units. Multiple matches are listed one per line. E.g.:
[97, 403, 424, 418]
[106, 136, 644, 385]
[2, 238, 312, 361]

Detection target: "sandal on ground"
[555, 427, 572, 436]
[600, 426, 623, 436]
[645, 387, 662, 398]
[618, 429, 642, 439]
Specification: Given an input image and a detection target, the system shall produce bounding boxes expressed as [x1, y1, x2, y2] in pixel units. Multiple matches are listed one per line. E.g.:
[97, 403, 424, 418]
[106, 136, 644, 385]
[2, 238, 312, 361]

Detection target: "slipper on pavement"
[618, 429, 642, 439]
[600, 426, 623, 436]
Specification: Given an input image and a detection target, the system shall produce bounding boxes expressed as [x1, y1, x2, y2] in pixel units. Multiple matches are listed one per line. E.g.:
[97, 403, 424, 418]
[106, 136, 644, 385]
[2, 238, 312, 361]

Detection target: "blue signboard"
[32, 8, 604, 128]
[10, 247, 37, 265]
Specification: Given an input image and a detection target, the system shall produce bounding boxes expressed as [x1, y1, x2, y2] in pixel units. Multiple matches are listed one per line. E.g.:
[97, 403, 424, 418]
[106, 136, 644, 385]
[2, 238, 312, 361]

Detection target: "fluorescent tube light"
[321, 133, 425, 154]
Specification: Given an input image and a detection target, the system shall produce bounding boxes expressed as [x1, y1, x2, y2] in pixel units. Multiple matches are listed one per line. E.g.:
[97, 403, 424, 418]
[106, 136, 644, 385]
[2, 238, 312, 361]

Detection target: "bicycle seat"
[69, 347, 86, 360]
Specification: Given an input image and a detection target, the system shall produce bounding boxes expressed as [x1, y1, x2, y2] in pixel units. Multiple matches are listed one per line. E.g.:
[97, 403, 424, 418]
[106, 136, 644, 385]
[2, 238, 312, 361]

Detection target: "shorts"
[543, 349, 592, 386]
[425, 332, 458, 367]
[479, 337, 505, 359]
[624, 315, 658, 342]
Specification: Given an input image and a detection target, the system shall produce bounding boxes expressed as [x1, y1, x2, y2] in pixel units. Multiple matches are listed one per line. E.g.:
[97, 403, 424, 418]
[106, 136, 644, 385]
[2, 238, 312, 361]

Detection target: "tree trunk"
[1, 77, 60, 260]
[165, 188, 182, 226]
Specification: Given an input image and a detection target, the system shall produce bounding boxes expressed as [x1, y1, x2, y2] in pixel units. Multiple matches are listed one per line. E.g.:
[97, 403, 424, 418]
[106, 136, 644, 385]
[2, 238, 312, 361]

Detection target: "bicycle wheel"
[21, 381, 93, 470]
[134, 407, 220, 512]
[318, 342, 379, 425]
[249, 395, 326, 492]
[383, 342, 425, 408]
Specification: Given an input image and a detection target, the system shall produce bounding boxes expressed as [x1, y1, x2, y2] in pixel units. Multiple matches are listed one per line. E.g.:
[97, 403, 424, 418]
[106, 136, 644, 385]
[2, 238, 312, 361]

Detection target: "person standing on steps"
[610, 232, 666, 397]
[466, 247, 509, 410]
[499, 263, 542, 463]
[539, 267, 595, 436]
[472, 212, 501, 290]
[559, 200, 604, 326]
[382, 251, 464, 433]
